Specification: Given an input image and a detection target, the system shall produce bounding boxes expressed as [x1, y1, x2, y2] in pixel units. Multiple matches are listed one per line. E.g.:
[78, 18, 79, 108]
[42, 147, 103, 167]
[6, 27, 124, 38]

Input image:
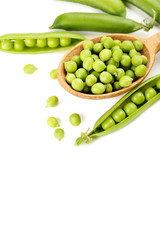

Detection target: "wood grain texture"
[57, 33, 160, 100]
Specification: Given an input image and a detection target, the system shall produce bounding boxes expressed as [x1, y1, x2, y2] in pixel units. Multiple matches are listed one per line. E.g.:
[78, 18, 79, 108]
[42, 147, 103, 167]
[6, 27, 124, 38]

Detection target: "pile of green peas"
[101, 79, 160, 130]
[64, 36, 148, 95]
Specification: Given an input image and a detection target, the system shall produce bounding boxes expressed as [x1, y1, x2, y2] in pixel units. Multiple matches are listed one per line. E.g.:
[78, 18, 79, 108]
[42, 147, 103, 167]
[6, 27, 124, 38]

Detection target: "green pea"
[23, 64, 38, 74]
[99, 49, 112, 62]
[121, 40, 134, 52]
[114, 39, 121, 46]
[64, 61, 77, 73]
[69, 113, 81, 126]
[91, 71, 100, 79]
[131, 91, 145, 105]
[83, 57, 94, 71]
[93, 43, 103, 53]
[50, 69, 57, 79]
[121, 54, 131, 67]
[112, 108, 126, 122]
[83, 40, 94, 50]
[107, 58, 119, 67]
[115, 68, 125, 81]
[133, 40, 143, 51]
[101, 116, 115, 130]
[85, 74, 97, 87]
[144, 87, 157, 101]
[124, 102, 137, 116]
[100, 71, 113, 84]
[66, 73, 76, 84]
[83, 84, 90, 93]
[105, 83, 113, 93]
[113, 81, 122, 91]
[100, 35, 107, 44]
[14, 39, 25, 51]
[93, 59, 106, 72]
[80, 49, 92, 61]
[129, 48, 138, 58]
[92, 54, 99, 61]
[119, 76, 133, 88]
[75, 68, 88, 81]
[91, 83, 105, 94]
[103, 37, 114, 49]
[141, 55, 148, 65]
[135, 65, 147, 77]
[54, 128, 64, 141]
[46, 96, 58, 107]
[36, 38, 47, 48]
[131, 65, 136, 72]
[60, 37, 71, 47]
[71, 55, 82, 68]
[156, 79, 160, 89]
[1, 39, 13, 50]
[48, 38, 59, 48]
[132, 55, 143, 66]
[113, 49, 123, 62]
[125, 70, 135, 80]
[47, 117, 60, 128]
[71, 78, 85, 91]
[112, 45, 120, 52]
[106, 64, 117, 75]
[25, 38, 36, 48]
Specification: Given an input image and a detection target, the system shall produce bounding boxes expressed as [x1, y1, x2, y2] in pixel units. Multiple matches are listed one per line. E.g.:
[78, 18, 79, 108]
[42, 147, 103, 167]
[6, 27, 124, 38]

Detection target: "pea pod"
[0, 31, 85, 54]
[59, 0, 126, 17]
[124, 0, 160, 24]
[75, 74, 160, 145]
[50, 12, 156, 33]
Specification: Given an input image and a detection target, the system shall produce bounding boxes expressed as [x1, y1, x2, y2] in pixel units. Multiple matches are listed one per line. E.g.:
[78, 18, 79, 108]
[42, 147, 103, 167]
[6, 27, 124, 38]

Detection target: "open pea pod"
[0, 31, 86, 54]
[75, 74, 160, 145]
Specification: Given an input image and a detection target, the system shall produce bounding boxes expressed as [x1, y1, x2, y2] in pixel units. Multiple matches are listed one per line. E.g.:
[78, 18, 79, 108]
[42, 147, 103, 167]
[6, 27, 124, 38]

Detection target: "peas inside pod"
[64, 36, 148, 95]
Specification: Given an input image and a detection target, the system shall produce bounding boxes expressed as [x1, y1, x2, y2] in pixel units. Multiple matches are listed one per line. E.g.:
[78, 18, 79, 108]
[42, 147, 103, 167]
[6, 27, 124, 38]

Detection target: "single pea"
[101, 116, 115, 130]
[113, 81, 122, 91]
[113, 49, 123, 62]
[131, 65, 136, 72]
[23, 64, 38, 74]
[92, 54, 99, 61]
[93, 59, 106, 72]
[112, 45, 120, 52]
[131, 91, 145, 105]
[83, 84, 90, 93]
[46, 96, 58, 107]
[125, 70, 135, 80]
[106, 64, 117, 75]
[83, 57, 94, 71]
[75, 68, 88, 81]
[83, 40, 94, 50]
[54, 128, 64, 141]
[50, 69, 57, 79]
[105, 83, 113, 93]
[100, 35, 107, 43]
[124, 102, 138, 116]
[80, 49, 92, 61]
[47, 117, 60, 128]
[121, 54, 131, 67]
[64, 61, 77, 73]
[71, 78, 85, 91]
[69, 113, 81, 126]
[135, 65, 147, 77]
[133, 40, 143, 51]
[132, 55, 143, 66]
[129, 48, 138, 58]
[91, 71, 100, 79]
[114, 39, 121, 46]
[99, 49, 112, 62]
[119, 76, 133, 88]
[85, 74, 97, 87]
[156, 79, 160, 89]
[141, 55, 148, 65]
[103, 37, 114, 49]
[107, 58, 119, 67]
[112, 108, 126, 123]
[71, 55, 82, 68]
[14, 39, 25, 51]
[121, 40, 134, 52]
[48, 38, 59, 48]
[91, 83, 106, 94]
[115, 68, 125, 81]
[66, 73, 76, 84]
[25, 38, 36, 48]
[100, 71, 113, 84]
[60, 37, 71, 47]
[36, 38, 47, 48]
[144, 87, 157, 101]
[1, 39, 13, 50]
[93, 43, 103, 53]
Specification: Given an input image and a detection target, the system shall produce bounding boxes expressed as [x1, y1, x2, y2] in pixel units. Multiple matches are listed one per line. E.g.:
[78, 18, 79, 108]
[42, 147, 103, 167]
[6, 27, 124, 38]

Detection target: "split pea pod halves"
[0, 31, 85, 54]
[75, 74, 160, 145]
[59, 0, 126, 16]
[50, 12, 156, 33]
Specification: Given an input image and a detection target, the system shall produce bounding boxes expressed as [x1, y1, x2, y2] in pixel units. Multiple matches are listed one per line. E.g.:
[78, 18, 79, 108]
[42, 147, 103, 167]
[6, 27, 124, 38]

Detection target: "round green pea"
[93, 43, 103, 53]
[69, 113, 81, 126]
[124, 102, 137, 116]
[100, 35, 107, 44]
[115, 68, 125, 81]
[135, 65, 147, 77]
[144, 87, 157, 101]
[25, 38, 36, 48]
[113, 81, 122, 91]
[114, 39, 121, 46]
[112, 108, 126, 122]
[112, 45, 121, 52]
[119, 76, 133, 88]
[156, 79, 160, 89]
[99, 49, 112, 62]
[83, 40, 94, 50]
[48, 38, 59, 48]
[121, 40, 134, 52]
[131, 91, 145, 105]
[91, 71, 100, 79]
[83, 57, 94, 71]
[80, 49, 92, 61]
[47, 117, 60, 128]
[93, 59, 106, 72]
[1, 39, 13, 50]
[23, 64, 38, 74]
[121, 54, 131, 67]
[91, 83, 105, 94]
[71, 55, 82, 68]
[141, 55, 148, 65]
[105, 83, 113, 93]
[106, 64, 117, 75]
[75, 68, 88, 81]
[129, 48, 138, 58]
[36, 39, 47, 48]
[85, 74, 97, 87]
[83, 84, 90, 93]
[101, 116, 115, 130]
[14, 39, 25, 51]
[54, 128, 64, 141]
[46, 96, 58, 107]
[125, 70, 135, 80]
[60, 37, 71, 47]
[71, 78, 85, 91]
[113, 49, 123, 62]
[100, 71, 113, 84]
[107, 58, 119, 67]
[50, 69, 57, 79]
[92, 54, 99, 61]
[133, 40, 143, 51]
[132, 55, 143, 66]
[65, 61, 77, 73]
[66, 73, 76, 84]
[103, 37, 114, 49]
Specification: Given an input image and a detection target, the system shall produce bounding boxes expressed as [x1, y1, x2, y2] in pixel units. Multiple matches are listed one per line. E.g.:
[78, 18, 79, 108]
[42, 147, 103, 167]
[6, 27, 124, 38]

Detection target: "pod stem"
[74, 128, 92, 146]
[142, 9, 157, 31]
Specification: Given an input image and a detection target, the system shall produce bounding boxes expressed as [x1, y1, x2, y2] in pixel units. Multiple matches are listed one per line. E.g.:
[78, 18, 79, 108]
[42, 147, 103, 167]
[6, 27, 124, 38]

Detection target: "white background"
[0, 0, 160, 239]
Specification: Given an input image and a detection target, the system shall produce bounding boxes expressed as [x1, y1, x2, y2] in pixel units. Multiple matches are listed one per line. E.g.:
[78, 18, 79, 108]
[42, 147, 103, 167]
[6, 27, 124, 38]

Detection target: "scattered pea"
[50, 69, 57, 79]
[23, 64, 38, 74]
[47, 117, 60, 128]
[46, 96, 58, 107]
[54, 128, 64, 141]
[69, 113, 81, 126]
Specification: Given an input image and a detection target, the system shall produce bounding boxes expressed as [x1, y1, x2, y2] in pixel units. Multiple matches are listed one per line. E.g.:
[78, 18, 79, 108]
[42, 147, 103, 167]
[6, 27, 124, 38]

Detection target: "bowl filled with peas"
[57, 34, 150, 99]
